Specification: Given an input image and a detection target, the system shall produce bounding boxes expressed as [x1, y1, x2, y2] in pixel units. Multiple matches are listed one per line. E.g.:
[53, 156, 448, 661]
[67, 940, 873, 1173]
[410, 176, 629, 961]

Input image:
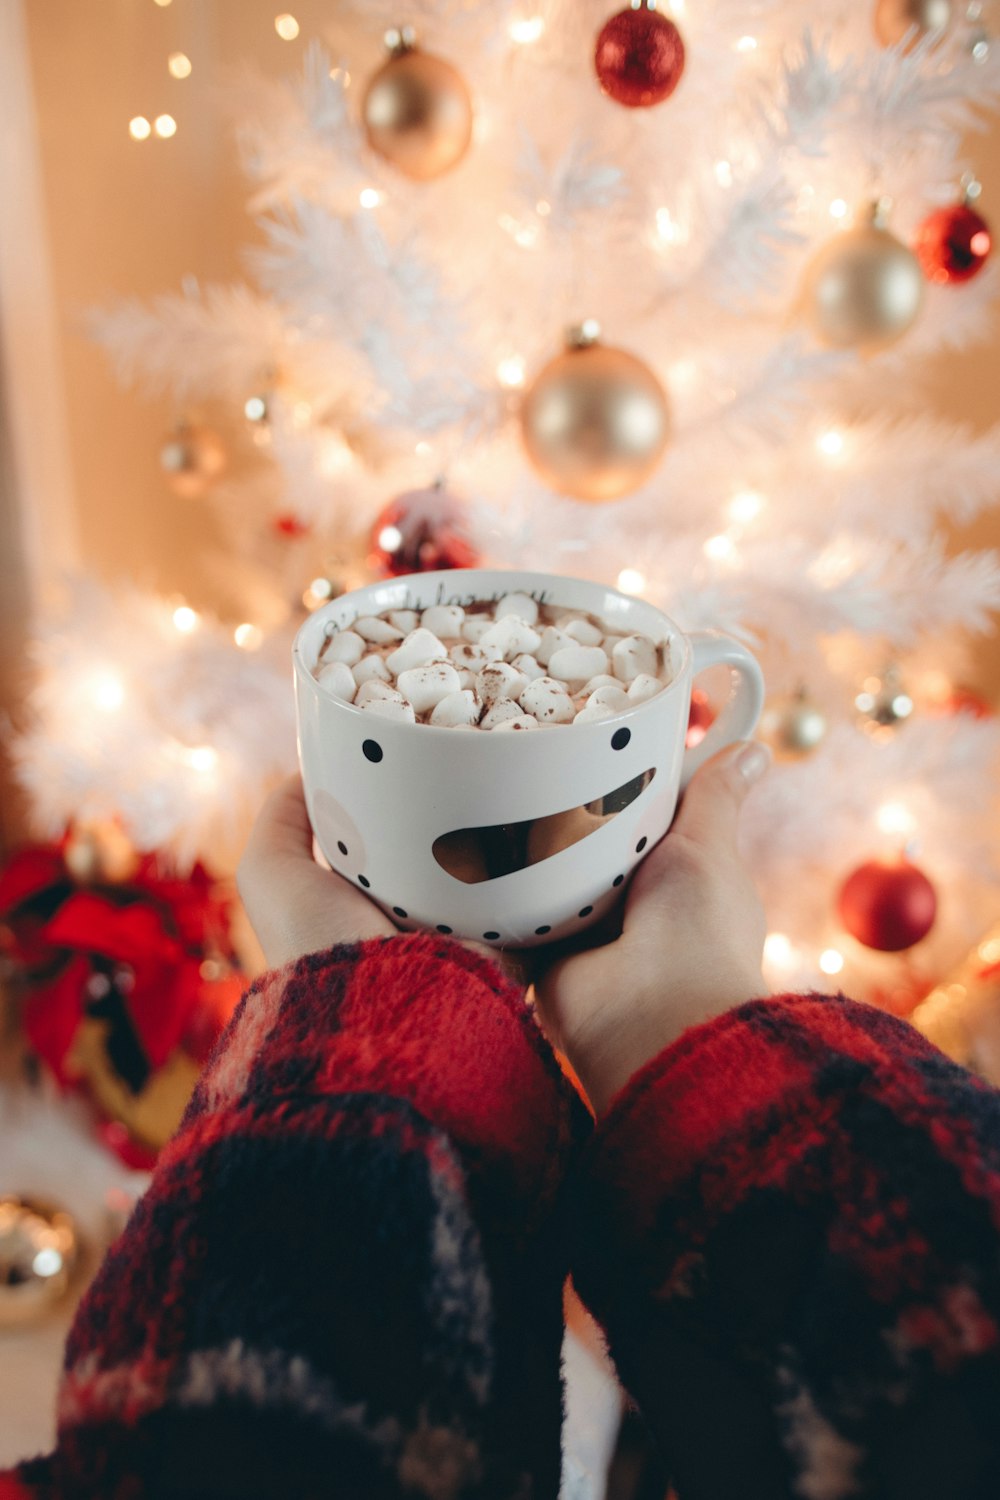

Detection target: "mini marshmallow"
[421, 604, 466, 637]
[355, 678, 403, 706]
[449, 641, 488, 674]
[430, 689, 482, 728]
[481, 698, 527, 730]
[495, 592, 539, 626]
[353, 654, 392, 688]
[574, 702, 619, 724]
[602, 636, 626, 654]
[387, 610, 419, 634]
[462, 615, 494, 644]
[628, 673, 663, 704]
[512, 653, 545, 682]
[561, 615, 604, 647]
[397, 662, 462, 715]
[456, 669, 477, 691]
[477, 615, 542, 662]
[477, 661, 529, 705]
[547, 645, 610, 688]
[587, 684, 631, 713]
[386, 628, 448, 676]
[612, 634, 658, 683]
[581, 673, 621, 695]
[353, 615, 404, 644]
[535, 626, 576, 666]
[492, 713, 540, 732]
[360, 695, 416, 723]
[520, 676, 576, 723]
[316, 660, 357, 703]
[321, 630, 365, 667]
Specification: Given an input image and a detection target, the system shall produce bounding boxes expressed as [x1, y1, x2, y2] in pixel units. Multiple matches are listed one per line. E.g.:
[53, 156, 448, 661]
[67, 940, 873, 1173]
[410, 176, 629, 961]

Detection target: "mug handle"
[680, 631, 766, 790]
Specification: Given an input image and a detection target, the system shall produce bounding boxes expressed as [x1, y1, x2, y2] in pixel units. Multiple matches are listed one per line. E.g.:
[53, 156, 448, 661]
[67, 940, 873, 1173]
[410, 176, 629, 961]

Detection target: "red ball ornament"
[837, 858, 937, 953]
[369, 487, 479, 577]
[272, 513, 312, 539]
[914, 202, 992, 284]
[594, 3, 686, 108]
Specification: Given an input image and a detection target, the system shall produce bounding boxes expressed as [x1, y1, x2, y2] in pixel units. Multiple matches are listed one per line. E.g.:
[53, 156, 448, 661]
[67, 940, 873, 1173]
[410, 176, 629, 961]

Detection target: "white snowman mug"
[293, 569, 764, 948]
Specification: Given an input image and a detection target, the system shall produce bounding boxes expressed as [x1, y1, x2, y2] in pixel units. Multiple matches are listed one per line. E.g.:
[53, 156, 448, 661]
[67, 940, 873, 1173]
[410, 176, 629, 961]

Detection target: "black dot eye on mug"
[611, 727, 631, 751]
[362, 739, 383, 763]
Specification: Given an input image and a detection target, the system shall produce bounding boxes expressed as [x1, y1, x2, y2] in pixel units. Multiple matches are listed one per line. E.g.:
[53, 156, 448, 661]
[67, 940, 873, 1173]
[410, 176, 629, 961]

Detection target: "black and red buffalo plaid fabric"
[6, 935, 1000, 1499]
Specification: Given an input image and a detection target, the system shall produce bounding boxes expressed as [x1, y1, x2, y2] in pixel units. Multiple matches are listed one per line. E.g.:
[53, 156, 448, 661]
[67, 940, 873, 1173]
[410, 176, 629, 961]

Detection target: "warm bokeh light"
[359, 187, 382, 209]
[185, 746, 218, 774]
[980, 937, 1000, 964]
[234, 623, 263, 651]
[92, 673, 126, 712]
[829, 198, 849, 219]
[154, 114, 177, 138]
[818, 429, 845, 458]
[704, 533, 737, 562]
[737, 35, 758, 51]
[714, 159, 734, 188]
[275, 13, 300, 40]
[172, 605, 199, 633]
[764, 933, 794, 968]
[728, 489, 764, 524]
[819, 948, 845, 975]
[616, 568, 647, 595]
[877, 802, 917, 836]
[129, 117, 152, 141]
[510, 16, 545, 43]
[168, 52, 192, 79]
[378, 525, 404, 553]
[497, 355, 526, 388]
[245, 395, 268, 422]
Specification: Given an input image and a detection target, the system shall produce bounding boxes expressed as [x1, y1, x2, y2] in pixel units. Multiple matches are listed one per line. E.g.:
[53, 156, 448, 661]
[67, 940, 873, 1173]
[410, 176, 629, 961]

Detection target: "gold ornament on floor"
[362, 28, 473, 181]
[855, 666, 914, 735]
[873, 0, 953, 48]
[64, 820, 139, 886]
[910, 921, 1000, 1086]
[0, 1196, 79, 1326]
[801, 202, 924, 352]
[159, 423, 227, 500]
[520, 321, 671, 502]
[760, 689, 828, 757]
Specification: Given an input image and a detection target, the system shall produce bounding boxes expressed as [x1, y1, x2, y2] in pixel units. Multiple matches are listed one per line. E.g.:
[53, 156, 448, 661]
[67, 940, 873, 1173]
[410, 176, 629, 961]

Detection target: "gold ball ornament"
[760, 690, 828, 758]
[0, 1196, 78, 1326]
[362, 32, 473, 181]
[521, 322, 671, 502]
[874, 0, 953, 48]
[159, 424, 227, 500]
[64, 820, 139, 885]
[802, 207, 925, 352]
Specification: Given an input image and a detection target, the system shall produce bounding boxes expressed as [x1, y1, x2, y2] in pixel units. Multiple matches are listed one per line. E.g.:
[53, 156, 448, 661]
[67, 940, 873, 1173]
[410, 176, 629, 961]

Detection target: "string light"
[378, 525, 404, 553]
[728, 489, 764, 524]
[819, 948, 845, 975]
[714, 160, 734, 188]
[152, 0, 172, 7]
[764, 932, 794, 968]
[736, 35, 758, 51]
[877, 802, 917, 837]
[359, 187, 382, 208]
[185, 746, 218, 774]
[829, 198, 849, 220]
[509, 16, 545, 42]
[245, 395, 268, 423]
[979, 937, 1000, 964]
[168, 52, 192, 79]
[275, 13, 300, 40]
[172, 605, 199, 633]
[154, 115, 177, 138]
[818, 429, 845, 458]
[92, 673, 126, 712]
[234, 623, 263, 651]
[617, 568, 647, 595]
[497, 355, 526, 388]
[415, 440, 432, 456]
[129, 117, 152, 141]
[704, 533, 737, 562]
[32, 1248, 64, 1278]
[656, 207, 684, 244]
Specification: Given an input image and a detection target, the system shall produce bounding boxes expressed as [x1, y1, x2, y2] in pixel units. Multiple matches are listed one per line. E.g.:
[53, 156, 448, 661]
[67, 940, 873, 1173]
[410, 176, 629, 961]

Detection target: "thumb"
[672, 740, 771, 852]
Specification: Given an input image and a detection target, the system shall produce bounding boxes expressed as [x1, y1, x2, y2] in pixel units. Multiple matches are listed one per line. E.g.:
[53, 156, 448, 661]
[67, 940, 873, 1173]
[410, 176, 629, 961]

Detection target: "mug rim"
[292, 568, 694, 738]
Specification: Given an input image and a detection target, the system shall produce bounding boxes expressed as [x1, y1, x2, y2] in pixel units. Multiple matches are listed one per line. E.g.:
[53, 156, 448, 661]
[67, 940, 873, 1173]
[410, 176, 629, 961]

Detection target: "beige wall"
[15, 1, 1000, 694]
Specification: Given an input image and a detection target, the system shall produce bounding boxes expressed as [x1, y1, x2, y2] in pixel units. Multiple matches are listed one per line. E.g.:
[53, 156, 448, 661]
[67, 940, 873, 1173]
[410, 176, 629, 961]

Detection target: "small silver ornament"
[802, 202, 924, 352]
[856, 666, 914, 731]
[0, 1196, 79, 1326]
[761, 690, 828, 757]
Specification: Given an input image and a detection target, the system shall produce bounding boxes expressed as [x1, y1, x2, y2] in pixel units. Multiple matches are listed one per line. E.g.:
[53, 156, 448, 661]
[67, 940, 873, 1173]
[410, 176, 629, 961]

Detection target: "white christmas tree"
[14, 0, 1000, 1031]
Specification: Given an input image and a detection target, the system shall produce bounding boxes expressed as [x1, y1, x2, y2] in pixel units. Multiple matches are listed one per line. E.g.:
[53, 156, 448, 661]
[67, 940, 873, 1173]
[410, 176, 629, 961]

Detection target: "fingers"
[671, 740, 771, 853]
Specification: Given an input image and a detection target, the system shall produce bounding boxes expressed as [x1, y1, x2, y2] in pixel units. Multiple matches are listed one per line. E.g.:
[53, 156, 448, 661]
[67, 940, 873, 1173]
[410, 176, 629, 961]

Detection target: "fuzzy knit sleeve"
[569, 992, 1000, 1500]
[12, 934, 589, 1500]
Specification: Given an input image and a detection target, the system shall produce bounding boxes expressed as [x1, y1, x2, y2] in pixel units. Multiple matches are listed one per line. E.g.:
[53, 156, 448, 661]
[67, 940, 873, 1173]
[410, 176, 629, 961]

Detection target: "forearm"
[571, 992, 1000, 1500]
[21, 935, 588, 1499]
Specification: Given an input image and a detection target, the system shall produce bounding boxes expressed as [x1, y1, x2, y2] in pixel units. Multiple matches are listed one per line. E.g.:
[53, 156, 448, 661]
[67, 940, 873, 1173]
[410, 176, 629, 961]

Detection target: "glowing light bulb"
[154, 114, 177, 138]
[168, 52, 192, 79]
[186, 746, 218, 774]
[234, 623, 263, 651]
[359, 187, 382, 208]
[736, 35, 758, 50]
[764, 933, 794, 968]
[617, 568, 647, 596]
[728, 489, 764, 525]
[979, 937, 1000, 964]
[172, 605, 199, 633]
[656, 207, 682, 243]
[93, 673, 126, 711]
[829, 198, 849, 220]
[509, 15, 544, 42]
[153, 0, 172, 7]
[497, 355, 526, 388]
[129, 117, 152, 141]
[378, 525, 404, 553]
[415, 440, 432, 456]
[971, 230, 991, 255]
[877, 802, 916, 836]
[714, 159, 734, 188]
[704, 533, 737, 562]
[275, 13, 300, 40]
[818, 429, 844, 458]
[819, 949, 845, 975]
[32, 1248, 63, 1278]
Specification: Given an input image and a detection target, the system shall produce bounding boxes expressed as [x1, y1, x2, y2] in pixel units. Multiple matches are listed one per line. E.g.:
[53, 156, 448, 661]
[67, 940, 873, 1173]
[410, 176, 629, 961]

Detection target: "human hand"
[237, 775, 397, 968]
[534, 741, 772, 1117]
